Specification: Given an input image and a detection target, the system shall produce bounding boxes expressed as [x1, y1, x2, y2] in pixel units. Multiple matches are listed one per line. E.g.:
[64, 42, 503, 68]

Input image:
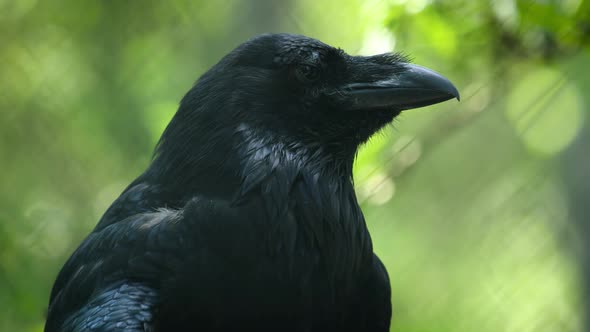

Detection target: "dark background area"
[1, 0, 589, 331]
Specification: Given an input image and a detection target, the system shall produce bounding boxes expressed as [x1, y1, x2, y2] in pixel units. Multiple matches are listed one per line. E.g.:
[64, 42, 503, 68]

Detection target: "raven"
[45, 33, 458, 332]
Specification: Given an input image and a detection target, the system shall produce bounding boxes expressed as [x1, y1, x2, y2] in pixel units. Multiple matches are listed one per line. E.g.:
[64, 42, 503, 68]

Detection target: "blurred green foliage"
[1, 0, 589, 331]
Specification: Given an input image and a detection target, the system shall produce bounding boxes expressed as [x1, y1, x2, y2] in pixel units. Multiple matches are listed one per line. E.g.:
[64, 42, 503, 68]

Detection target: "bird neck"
[141, 122, 358, 203]
[231, 123, 356, 201]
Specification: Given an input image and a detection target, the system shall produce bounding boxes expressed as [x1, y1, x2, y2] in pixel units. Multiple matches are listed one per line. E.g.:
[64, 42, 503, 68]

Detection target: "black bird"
[45, 33, 459, 332]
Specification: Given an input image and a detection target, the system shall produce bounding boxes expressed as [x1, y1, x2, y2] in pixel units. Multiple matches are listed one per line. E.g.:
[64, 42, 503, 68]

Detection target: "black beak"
[333, 63, 460, 111]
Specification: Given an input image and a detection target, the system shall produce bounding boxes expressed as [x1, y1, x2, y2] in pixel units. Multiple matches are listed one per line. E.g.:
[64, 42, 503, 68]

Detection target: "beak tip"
[452, 85, 460, 101]
[443, 82, 460, 102]
[442, 78, 460, 102]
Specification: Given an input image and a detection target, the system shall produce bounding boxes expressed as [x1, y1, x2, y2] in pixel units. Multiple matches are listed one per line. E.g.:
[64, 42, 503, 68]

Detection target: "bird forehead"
[280, 34, 329, 50]
[271, 34, 335, 65]
[228, 34, 335, 68]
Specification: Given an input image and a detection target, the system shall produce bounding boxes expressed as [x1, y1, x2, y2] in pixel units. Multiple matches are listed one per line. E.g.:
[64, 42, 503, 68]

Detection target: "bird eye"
[295, 64, 320, 83]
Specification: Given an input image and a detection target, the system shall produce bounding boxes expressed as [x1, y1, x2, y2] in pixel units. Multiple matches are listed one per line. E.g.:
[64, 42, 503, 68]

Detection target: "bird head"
[152, 34, 458, 193]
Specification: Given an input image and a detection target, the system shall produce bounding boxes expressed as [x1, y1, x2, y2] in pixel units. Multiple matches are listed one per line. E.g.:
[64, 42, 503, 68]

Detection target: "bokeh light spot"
[506, 67, 583, 157]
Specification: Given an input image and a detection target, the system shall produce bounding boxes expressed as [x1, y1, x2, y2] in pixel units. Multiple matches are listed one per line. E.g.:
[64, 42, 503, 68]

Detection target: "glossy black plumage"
[45, 33, 458, 332]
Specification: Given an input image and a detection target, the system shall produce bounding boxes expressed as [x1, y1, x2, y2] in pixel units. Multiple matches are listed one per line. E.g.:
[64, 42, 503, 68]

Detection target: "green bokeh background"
[1, 0, 589, 331]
